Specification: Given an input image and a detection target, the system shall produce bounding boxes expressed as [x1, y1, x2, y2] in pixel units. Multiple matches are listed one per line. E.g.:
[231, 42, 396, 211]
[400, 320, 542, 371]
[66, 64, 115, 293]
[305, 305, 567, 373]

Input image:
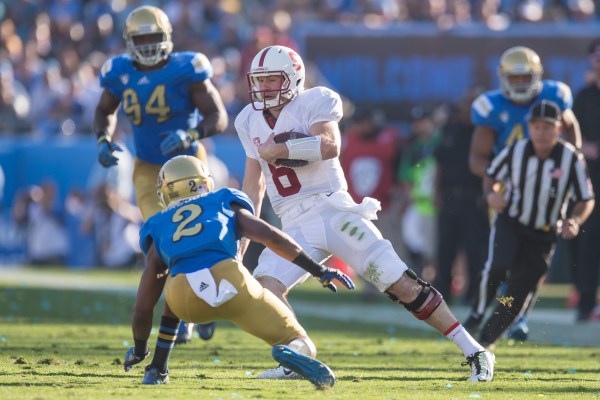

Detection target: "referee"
[477, 100, 595, 348]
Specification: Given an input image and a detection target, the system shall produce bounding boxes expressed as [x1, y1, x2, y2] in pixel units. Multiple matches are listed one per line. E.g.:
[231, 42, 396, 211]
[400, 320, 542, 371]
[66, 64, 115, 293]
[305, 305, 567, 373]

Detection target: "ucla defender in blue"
[469, 46, 581, 176]
[466, 46, 582, 341]
[92, 5, 228, 365]
[137, 155, 354, 386]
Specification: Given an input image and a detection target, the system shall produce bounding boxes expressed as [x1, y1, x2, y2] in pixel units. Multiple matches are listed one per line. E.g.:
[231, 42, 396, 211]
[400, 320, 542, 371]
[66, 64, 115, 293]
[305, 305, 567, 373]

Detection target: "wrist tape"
[97, 134, 110, 145]
[189, 125, 208, 141]
[292, 251, 324, 278]
[285, 135, 322, 162]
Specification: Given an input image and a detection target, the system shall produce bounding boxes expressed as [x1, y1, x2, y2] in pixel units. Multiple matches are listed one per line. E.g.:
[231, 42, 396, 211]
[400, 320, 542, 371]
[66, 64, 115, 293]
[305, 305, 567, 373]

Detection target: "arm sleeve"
[305, 88, 343, 127]
[234, 108, 260, 160]
[471, 93, 495, 126]
[486, 143, 513, 181]
[553, 81, 573, 110]
[99, 57, 123, 98]
[186, 52, 213, 83]
[225, 188, 256, 215]
[570, 152, 595, 202]
[138, 220, 154, 255]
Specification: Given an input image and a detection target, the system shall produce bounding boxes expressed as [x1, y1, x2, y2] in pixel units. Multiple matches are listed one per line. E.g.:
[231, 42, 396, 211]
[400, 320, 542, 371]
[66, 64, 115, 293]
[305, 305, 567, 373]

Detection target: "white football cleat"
[464, 350, 495, 382]
[256, 365, 303, 380]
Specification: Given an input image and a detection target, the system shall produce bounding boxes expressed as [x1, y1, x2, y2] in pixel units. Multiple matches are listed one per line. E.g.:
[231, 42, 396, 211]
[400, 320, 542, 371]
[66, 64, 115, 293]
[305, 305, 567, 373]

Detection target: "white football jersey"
[235, 86, 348, 215]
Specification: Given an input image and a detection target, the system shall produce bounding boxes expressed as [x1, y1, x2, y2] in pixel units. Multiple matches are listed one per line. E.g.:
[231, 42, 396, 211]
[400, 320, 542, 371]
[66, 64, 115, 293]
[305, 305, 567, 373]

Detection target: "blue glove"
[98, 140, 123, 167]
[123, 346, 149, 372]
[318, 267, 356, 293]
[160, 129, 196, 156]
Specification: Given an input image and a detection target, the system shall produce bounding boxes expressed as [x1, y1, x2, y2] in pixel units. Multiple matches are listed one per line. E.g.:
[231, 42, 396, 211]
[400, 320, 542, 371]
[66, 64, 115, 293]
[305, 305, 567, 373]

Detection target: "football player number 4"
[268, 164, 301, 197]
[123, 85, 171, 125]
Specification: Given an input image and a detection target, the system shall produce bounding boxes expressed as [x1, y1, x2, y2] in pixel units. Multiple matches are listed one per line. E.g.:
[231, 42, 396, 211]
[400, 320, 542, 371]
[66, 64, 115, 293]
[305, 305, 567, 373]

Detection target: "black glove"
[292, 251, 356, 293]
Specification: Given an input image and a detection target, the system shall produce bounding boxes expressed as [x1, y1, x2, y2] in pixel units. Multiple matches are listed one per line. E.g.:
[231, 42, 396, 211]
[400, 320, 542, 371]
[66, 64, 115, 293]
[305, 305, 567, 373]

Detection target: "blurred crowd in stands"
[1, 0, 599, 137]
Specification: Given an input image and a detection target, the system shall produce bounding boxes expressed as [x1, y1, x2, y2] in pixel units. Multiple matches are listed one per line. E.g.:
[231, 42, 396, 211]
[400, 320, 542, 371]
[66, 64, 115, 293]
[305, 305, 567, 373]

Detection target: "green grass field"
[0, 268, 598, 400]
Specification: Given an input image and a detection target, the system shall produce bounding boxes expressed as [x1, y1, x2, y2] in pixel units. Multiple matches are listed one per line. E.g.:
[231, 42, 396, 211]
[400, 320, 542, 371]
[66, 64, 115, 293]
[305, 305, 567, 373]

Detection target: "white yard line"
[2, 268, 598, 346]
[291, 301, 600, 347]
[0, 268, 138, 293]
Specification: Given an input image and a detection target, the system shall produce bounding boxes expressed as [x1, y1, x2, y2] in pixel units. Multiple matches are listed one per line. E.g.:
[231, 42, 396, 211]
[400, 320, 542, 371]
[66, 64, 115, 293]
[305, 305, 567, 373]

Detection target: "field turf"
[0, 268, 598, 399]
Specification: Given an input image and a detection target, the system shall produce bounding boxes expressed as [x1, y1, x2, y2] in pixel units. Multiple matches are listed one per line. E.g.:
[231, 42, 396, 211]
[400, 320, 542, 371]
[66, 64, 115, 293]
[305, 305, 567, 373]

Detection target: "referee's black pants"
[478, 214, 555, 346]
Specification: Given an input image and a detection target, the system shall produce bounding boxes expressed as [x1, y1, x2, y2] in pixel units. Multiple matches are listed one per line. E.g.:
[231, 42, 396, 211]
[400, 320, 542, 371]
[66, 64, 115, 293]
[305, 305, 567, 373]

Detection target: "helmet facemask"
[123, 6, 173, 67]
[500, 70, 542, 103]
[247, 71, 294, 111]
[127, 32, 173, 67]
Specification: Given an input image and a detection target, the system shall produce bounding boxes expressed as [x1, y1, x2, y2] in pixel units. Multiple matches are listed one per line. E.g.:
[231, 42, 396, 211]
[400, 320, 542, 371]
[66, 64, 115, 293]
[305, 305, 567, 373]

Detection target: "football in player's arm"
[235, 45, 495, 382]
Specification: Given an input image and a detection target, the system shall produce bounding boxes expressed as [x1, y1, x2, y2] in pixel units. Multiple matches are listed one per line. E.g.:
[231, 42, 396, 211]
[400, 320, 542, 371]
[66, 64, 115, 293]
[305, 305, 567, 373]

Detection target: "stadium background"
[0, 0, 598, 274]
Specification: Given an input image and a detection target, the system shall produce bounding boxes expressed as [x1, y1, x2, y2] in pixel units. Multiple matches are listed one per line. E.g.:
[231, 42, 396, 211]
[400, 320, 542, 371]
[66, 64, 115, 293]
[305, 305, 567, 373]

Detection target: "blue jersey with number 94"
[140, 188, 255, 277]
[99, 52, 213, 165]
[471, 80, 572, 156]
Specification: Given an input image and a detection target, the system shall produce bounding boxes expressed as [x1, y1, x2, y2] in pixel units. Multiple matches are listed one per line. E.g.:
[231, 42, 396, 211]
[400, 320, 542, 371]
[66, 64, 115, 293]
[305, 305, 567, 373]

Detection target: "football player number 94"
[123, 85, 171, 125]
[268, 164, 301, 197]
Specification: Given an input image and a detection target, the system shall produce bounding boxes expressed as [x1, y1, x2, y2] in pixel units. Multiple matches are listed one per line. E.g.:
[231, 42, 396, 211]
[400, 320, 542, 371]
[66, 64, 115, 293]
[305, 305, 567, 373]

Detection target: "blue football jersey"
[99, 52, 213, 165]
[471, 80, 573, 155]
[139, 188, 255, 276]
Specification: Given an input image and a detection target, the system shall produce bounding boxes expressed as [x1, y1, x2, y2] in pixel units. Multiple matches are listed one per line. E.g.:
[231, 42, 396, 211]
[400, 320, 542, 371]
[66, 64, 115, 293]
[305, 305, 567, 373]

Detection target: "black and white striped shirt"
[487, 138, 594, 231]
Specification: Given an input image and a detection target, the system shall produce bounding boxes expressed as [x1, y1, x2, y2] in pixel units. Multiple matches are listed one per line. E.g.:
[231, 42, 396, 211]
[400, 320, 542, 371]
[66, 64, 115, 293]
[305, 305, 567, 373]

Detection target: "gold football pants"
[132, 144, 207, 220]
[165, 258, 305, 347]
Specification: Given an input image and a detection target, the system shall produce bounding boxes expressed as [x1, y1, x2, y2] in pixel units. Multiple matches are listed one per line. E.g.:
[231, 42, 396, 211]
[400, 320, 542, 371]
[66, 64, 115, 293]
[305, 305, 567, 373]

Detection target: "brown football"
[273, 131, 310, 167]
[273, 131, 310, 143]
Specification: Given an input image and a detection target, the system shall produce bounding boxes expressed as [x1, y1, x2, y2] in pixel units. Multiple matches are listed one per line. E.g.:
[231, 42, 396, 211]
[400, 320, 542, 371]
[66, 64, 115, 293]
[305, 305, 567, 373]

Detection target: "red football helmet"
[247, 45, 305, 111]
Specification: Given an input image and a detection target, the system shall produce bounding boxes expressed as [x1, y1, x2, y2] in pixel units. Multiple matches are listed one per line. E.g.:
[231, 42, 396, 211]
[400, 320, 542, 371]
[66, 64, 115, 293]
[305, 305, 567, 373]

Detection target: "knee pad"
[385, 269, 443, 320]
[361, 240, 408, 291]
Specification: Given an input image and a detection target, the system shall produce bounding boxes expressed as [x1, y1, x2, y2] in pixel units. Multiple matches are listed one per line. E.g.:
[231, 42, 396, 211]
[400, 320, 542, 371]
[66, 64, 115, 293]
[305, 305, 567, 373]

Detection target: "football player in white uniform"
[235, 45, 495, 382]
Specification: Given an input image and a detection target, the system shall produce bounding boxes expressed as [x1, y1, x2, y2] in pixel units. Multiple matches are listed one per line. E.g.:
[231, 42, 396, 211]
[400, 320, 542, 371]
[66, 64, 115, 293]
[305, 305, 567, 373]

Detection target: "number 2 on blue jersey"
[172, 204, 203, 242]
